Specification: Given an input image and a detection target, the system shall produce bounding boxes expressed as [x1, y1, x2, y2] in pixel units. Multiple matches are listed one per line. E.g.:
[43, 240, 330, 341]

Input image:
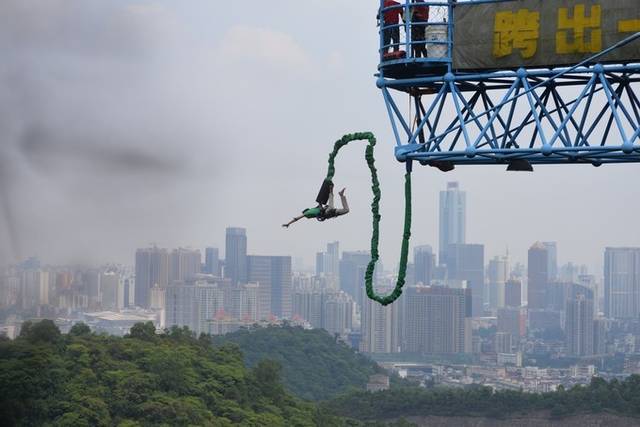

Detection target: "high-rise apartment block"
[414, 245, 435, 286]
[495, 331, 513, 354]
[360, 289, 401, 354]
[169, 248, 201, 284]
[165, 280, 224, 335]
[204, 247, 221, 277]
[439, 182, 466, 265]
[488, 255, 509, 310]
[247, 255, 292, 319]
[445, 243, 484, 316]
[546, 282, 593, 313]
[292, 289, 353, 337]
[528, 242, 549, 309]
[316, 242, 340, 289]
[504, 279, 522, 307]
[225, 227, 247, 285]
[340, 251, 371, 306]
[497, 307, 526, 341]
[100, 270, 122, 311]
[403, 286, 472, 354]
[604, 247, 640, 319]
[593, 319, 607, 355]
[542, 242, 558, 281]
[135, 247, 169, 308]
[566, 294, 595, 356]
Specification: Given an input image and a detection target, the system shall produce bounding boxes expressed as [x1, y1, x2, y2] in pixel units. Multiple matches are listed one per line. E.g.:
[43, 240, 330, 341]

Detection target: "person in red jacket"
[411, 0, 430, 58]
[379, 0, 404, 54]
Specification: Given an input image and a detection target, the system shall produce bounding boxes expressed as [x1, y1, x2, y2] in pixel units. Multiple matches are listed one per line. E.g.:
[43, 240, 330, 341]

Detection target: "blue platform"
[377, 0, 640, 168]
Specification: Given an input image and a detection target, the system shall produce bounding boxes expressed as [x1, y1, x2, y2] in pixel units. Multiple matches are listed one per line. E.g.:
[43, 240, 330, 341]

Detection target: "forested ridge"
[4, 320, 640, 426]
[323, 376, 640, 421]
[0, 320, 345, 426]
[217, 325, 382, 401]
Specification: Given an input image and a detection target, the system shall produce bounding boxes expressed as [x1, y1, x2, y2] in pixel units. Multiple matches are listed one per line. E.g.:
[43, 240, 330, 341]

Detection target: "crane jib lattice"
[324, 133, 412, 306]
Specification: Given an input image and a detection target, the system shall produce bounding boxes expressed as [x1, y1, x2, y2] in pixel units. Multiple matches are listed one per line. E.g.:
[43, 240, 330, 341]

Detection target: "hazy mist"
[1, 0, 638, 273]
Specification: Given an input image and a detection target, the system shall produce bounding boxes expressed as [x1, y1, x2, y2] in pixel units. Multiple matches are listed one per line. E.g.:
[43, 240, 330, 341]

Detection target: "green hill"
[216, 325, 383, 401]
[0, 320, 341, 426]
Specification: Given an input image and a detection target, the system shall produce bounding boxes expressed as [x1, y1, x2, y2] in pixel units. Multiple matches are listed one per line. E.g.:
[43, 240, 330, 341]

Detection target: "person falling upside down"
[282, 186, 350, 228]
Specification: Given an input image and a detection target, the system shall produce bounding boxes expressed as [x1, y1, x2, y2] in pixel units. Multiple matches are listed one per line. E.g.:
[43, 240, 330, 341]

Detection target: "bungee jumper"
[282, 185, 349, 228]
[283, 132, 413, 307]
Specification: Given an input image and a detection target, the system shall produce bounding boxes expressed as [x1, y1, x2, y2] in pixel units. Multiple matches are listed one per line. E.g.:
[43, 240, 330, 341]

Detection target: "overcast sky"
[0, 0, 638, 274]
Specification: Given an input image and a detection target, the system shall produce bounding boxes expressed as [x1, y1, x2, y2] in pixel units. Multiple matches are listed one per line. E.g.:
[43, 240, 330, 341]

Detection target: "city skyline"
[6, 221, 640, 393]
[0, 174, 621, 279]
[9, 225, 638, 316]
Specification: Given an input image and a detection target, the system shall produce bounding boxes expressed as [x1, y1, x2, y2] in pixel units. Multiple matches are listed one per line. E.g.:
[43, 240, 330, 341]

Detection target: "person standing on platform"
[411, 0, 429, 58]
[379, 0, 404, 54]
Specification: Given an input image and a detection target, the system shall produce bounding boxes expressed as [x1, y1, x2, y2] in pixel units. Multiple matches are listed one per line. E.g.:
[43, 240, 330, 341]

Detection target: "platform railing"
[378, 0, 452, 68]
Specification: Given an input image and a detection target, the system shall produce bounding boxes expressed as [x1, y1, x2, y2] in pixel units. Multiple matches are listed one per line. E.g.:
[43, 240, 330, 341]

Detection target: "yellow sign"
[556, 5, 602, 54]
[618, 19, 640, 33]
[494, 9, 540, 58]
[455, 0, 640, 70]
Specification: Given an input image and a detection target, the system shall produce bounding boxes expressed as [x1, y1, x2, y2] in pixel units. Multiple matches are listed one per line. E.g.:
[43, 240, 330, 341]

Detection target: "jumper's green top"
[302, 207, 322, 218]
[324, 132, 412, 306]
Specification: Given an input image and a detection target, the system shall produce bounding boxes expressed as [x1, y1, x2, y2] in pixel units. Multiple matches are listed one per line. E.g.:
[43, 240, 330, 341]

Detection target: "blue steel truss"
[377, 0, 640, 167]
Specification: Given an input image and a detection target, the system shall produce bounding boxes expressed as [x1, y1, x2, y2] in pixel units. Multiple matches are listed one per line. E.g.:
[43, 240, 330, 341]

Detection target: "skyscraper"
[593, 319, 607, 355]
[100, 270, 121, 311]
[326, 242, 340, 278]
[414, 245, 435, 286]
[323, 291, 354, 336]
[84, 269, 101, 307]
[339, 251, 371, 306]
[488, 255, 509, 310]
[403, 286, 472, 354]
[494, 332, 513, 354]
[445, 243, 484, 316]
[315, 252, 326, 277]
[542, 242, 558, 281]
[527, 242, 549, 309]
[225, 227, 247, 285]
[20, 270, 50, 310]
[360, 288, 401, 354]
[504, 279, 522, 307]
[247, 255, 292, 319]
[204, 247, 221, 277]
[165, 280, 224, 335]
[497, 307, 526, 342]
[439, 182, 466, 265]
[316, 242, 340, 289]
[292, 289, 354, 337]
[578, 274, 600, 314]
[546, 282, 593, 313]
[292, 289, 324, 328]
[135, 247, 169, 308]
[604, 247, 640, 319]
[169, 248, 201, 284]
[566, 294, 595, 356]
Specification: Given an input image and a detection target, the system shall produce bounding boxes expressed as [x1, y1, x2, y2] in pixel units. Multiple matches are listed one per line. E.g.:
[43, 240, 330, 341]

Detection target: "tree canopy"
[216, 325, 383, 401]
[0, 321, 341, 426]
[323, 376, 640, 421]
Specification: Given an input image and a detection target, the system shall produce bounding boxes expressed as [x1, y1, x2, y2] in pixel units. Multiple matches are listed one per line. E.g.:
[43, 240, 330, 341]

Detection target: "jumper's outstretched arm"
[282, 214, 304, 228]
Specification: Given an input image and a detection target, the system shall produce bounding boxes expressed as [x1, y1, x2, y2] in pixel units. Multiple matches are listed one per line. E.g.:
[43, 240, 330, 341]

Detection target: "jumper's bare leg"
[335, 188, 349, 216]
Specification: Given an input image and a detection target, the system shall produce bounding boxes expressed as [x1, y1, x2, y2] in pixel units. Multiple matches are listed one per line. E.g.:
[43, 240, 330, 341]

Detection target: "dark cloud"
[0, 0, 223, 266]
[19, 125, 183, 176]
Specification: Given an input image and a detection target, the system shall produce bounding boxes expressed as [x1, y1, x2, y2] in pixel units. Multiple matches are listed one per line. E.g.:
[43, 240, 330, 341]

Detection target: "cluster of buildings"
[383, 362, 603, 393]
[2, 182, 640, 389]
[134, 227, 295, 335]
